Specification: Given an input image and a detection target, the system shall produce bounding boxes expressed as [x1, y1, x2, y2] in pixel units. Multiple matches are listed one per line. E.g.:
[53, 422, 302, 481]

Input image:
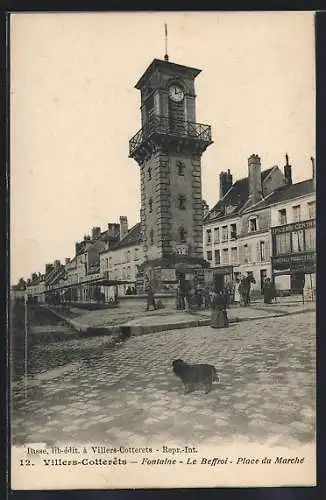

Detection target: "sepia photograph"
[10, 11, 316, 489]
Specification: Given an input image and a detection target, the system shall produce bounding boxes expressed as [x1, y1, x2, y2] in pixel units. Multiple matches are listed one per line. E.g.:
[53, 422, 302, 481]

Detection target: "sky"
[10, 11, 315, 283]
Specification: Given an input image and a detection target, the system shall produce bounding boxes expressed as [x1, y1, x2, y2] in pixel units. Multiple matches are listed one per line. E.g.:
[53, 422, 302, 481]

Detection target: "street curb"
[40, 305, 315, 339]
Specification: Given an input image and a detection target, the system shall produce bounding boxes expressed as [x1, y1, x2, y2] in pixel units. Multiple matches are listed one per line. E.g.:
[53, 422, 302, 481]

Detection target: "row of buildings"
[13, 153, 316, 304]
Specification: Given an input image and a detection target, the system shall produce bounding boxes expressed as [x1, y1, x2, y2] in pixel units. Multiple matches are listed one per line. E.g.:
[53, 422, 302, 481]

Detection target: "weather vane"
[164, 23, 169, 61]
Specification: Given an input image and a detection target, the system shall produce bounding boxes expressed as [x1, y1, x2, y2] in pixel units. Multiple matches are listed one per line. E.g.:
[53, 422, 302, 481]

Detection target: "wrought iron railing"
[129, 115, 212, 157]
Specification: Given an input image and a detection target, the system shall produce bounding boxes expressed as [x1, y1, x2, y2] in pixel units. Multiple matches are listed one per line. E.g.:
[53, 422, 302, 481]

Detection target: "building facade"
[100, 222, 144, 298]
[203, 154, 288, 293]
[203, 154, 315, 296]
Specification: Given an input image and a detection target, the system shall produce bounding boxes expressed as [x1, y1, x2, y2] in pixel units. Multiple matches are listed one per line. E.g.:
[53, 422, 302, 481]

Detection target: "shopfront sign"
[271, 219, 315, 235]
[272, 252, 315, 273]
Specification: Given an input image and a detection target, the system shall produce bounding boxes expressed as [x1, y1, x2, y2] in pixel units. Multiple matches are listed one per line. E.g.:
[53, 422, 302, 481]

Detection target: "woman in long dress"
[210, 290, 229, 329]
[263, 278, 273, 304]
[234, 279, 241, 305]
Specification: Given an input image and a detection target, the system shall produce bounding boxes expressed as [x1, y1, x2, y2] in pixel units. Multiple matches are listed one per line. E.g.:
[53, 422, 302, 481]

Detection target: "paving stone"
[12, 312, 315, 446]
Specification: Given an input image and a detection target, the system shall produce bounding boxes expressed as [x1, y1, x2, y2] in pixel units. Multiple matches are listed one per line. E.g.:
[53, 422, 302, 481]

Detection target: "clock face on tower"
[168, 84, 184, 103]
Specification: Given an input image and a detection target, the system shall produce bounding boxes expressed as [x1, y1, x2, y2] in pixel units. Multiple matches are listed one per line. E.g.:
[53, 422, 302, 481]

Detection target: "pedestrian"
[204, 288, 211, 309]
[234, 278, 241, 305]
[176, 286, 181, 310]
[239, 276, 246, 306]
[263, 278, 273, 304]
[210, 289, 229, 329]
[146, 284, 157, 311]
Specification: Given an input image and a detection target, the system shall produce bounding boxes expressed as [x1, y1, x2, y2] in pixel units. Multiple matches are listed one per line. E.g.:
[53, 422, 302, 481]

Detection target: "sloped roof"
[110, 222, 142, 250]
[205, 167, 274, 223]
[248, 179, 314, 210]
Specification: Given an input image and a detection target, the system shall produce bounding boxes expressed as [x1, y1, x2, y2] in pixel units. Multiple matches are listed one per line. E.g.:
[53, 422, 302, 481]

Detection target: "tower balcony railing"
[129, 115, 212, 157]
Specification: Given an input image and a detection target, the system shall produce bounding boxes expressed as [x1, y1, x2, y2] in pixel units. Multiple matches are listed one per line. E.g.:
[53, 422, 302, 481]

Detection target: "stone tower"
[129, 58, 213, 290]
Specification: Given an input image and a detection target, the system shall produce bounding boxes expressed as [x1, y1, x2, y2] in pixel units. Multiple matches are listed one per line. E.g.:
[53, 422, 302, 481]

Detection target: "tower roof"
[135, 58, 201, 89]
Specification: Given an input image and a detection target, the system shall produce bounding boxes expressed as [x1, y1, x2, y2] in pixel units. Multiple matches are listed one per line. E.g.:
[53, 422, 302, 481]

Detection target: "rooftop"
[249, 179, 315, 210]
[205, 167, 274, 223]
[135, 58, 201, 89]
[108, 223, 142, 251]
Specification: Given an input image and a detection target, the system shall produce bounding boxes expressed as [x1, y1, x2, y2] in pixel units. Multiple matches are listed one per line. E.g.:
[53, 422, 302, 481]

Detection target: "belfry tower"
[129, 58, 213, 290]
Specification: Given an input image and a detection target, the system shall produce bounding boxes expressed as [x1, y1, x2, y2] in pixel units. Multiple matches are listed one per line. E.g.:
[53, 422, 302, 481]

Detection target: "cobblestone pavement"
[12, 312, 315, 447]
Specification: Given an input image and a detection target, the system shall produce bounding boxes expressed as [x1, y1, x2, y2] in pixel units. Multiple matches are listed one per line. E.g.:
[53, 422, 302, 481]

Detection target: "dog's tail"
[212, 366, 219, 382]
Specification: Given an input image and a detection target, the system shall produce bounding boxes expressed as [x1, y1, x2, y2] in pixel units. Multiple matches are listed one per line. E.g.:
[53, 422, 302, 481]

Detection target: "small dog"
[172, 359, 219, 394]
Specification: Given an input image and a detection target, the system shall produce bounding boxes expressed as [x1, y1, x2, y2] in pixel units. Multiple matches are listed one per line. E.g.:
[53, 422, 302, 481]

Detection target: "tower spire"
[164, 23, 169, 61]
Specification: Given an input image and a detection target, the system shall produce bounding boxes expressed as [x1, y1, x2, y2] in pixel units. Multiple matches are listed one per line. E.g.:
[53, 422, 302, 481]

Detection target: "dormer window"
[149, 198, 153, 213]
[178, 195, 186, 210]
[177, 160, 185, 176]
[248, 217, 258, 232]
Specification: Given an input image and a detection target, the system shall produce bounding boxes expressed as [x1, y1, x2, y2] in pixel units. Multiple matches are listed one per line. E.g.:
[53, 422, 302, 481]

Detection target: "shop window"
[275, 232, 291, 255]
[305, 227, 315, 251]
[292, 230, 304, 253]
[308, 201, 315, 219]
[278, 209, 287, 225]
[292, 205, 301, 222]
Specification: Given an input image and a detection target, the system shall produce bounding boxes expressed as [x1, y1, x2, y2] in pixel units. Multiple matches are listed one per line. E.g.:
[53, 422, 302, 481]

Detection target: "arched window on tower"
[177, 160, 185, 176]
[149, 229, 154, 245]
[179, 227, 187, 243]
[178, 195, 186, 210]
[149, 198, 153, 213]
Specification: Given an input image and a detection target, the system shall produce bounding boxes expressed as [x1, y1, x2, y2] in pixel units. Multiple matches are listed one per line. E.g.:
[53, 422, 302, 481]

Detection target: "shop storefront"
[271, 219, 315, 295]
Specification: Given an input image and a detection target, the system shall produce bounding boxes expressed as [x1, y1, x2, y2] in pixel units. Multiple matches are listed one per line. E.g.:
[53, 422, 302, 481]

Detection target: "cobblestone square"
[12, 312, 315, 448]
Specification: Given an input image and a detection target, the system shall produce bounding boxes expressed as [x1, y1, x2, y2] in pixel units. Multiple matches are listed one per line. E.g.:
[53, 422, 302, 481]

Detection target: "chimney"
[65, 257, 71, 265]
[311, 156, 316, 191]
[219, 170, 233, 199]
[75, 242, 80, 255]
[91, 226, 101, 240]
[248, 154, 262, 203]
[107, 223, 120, 239]
[54, 260, 61, 268]
[45, 263, 53, 274]
[119, 216, 128, 241]
[284, 154, 292, 186]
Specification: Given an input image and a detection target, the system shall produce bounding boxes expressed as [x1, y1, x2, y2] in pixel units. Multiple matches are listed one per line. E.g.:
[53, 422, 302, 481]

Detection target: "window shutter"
[239, 245, 244, 264]
[265, 240, 270, 261]
[248, 244, 252, 263]
[256, 242, 261, 262]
